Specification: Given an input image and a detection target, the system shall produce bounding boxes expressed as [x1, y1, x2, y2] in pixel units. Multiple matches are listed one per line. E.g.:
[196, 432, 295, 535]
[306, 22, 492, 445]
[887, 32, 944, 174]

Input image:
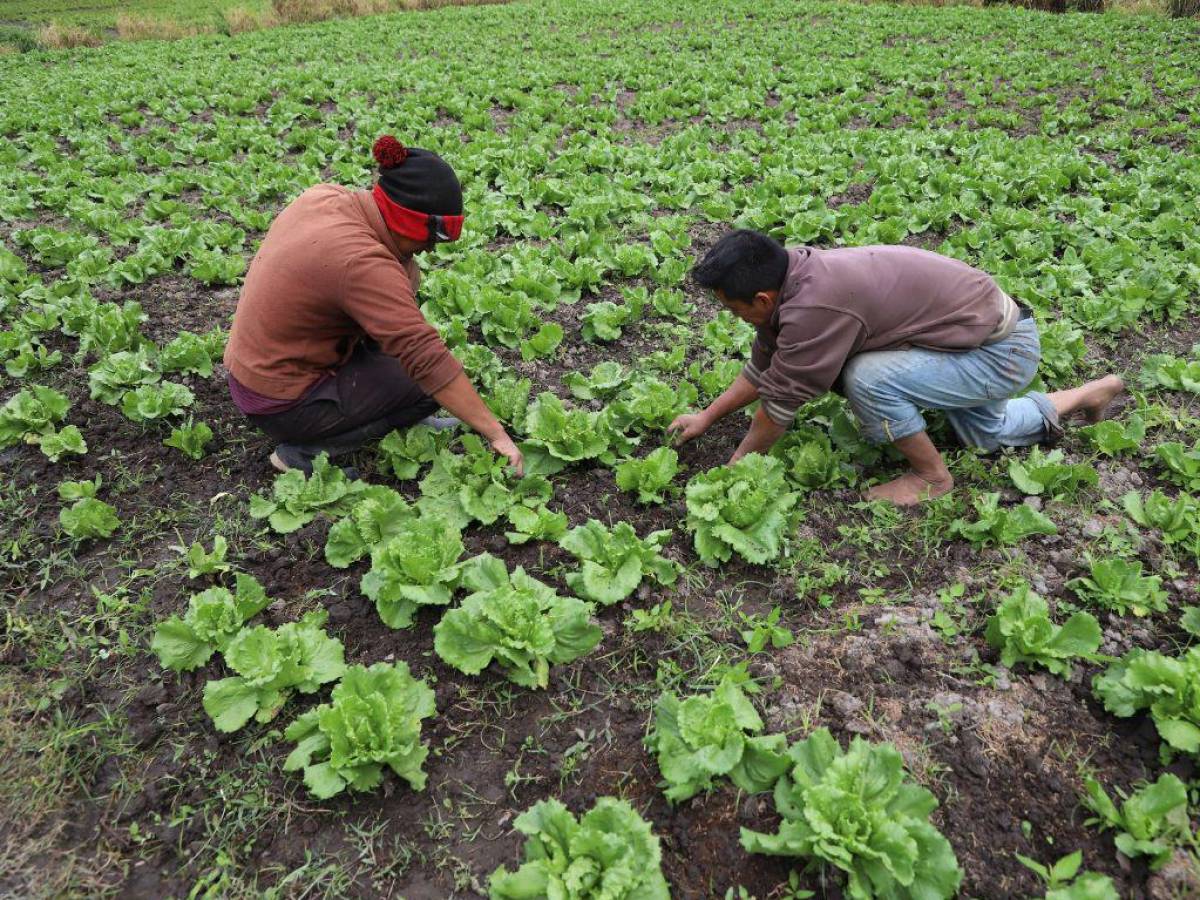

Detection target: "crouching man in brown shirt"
[669, 230, 1124, 505]
[224, 135, 522, 476]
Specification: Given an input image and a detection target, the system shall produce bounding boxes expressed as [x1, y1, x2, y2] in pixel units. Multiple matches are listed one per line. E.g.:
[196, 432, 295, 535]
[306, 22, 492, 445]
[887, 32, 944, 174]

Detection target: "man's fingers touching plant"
[667, 412, 710, 445]
[489, 434, 525, 477]
[431, 371, 524, 476]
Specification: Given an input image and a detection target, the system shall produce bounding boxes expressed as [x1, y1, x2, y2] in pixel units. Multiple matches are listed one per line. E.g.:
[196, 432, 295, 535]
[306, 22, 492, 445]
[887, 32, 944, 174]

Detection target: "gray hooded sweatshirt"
[742, 245, 1017, 425]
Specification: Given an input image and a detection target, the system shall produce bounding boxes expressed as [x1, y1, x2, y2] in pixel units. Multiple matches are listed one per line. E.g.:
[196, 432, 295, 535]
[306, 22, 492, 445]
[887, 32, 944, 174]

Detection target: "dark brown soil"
[3, 5, 1199, 896]
[5, 279, 1197, 896]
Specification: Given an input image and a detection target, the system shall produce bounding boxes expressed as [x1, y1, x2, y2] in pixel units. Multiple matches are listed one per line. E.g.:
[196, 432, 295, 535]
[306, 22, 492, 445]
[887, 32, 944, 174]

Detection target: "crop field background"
[2, 0, 1200, 897]
[0, 0, 501, 43]
[0, 0, 261, 28]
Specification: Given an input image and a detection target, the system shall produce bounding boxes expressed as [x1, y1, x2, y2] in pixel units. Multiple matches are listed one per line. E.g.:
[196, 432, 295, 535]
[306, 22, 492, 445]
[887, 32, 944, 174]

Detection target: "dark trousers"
[248, 343, 439, 454]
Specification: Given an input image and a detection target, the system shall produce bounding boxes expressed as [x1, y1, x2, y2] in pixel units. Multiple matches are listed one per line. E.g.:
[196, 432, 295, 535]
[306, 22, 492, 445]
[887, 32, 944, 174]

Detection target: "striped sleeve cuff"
[744, 362, 798, 425]
[761, 397, 799, 426]
[742, 360, 763, 387]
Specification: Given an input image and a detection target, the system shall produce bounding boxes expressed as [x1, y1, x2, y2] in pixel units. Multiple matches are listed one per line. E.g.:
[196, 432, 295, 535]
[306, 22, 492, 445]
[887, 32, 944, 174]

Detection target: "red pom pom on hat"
[372, 135, 408, 169]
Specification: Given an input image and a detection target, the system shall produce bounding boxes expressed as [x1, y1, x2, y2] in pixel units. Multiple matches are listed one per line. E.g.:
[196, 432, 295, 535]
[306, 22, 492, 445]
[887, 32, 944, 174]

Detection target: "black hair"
[691, 229, 788, 301]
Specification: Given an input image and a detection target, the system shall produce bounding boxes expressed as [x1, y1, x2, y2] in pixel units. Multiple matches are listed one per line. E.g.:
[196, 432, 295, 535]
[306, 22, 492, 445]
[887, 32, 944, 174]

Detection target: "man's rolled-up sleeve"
[755, 308, 865, 426]
[742, 359, 764, 389]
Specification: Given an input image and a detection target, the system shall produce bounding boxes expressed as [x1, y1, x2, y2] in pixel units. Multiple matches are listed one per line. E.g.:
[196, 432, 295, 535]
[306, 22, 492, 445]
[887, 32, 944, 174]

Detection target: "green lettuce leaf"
[949, 492, 1057, 547]
[39, 424, 87, 462]
[559, 519, 679, 606]
[489, 797, 670, 900]
[283, 661, 436, 799]
[563, 361, 630, 401]
[520, 391, 624, 472]
[163, 419, 212, 460]
[1008, 448, 1097, 498]
[0, 384, 69, 447]
[360, 515, 464, 628]
[740, 728, 962, 900]
[419, 434, 552, 528]
[984, 584, 1101, 677]
[87, 347, 160, 404]
[202, 611, 345, 732]
[612, 376, 698, 431]
[771, 426, 857, 492]
[59, 497, 119, 540]
[1094, 646, 1200, 761]
[324, 489, 416, 568]
[614, 446, 680, 504]
[1153, 441, 1200, 491]
[684, 453, 799, 566]
[1067, 557, 1168, 617]
[505, 505, 568, 545]
[1083, 774, 1190, 870]
[434, 558, 601, 688]
[120, 381, 194, 423]
[646, 676, 789, 803]
[377, 424, 450, 480]
[1078, 415, 1145, 457]
[151, 574, 270, 671]
[249, 453, 376, 534]
[1122, 490, 1200, 544]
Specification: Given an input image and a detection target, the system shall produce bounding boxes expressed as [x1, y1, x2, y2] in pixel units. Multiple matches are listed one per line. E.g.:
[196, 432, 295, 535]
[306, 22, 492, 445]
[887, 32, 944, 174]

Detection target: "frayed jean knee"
[841, 319, 1058, 450]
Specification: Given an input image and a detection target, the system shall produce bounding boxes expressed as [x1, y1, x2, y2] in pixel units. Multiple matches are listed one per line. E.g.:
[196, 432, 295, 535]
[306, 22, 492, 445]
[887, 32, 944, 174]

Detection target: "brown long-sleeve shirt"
[224, 184, 462, 401]
[743, 246, 1016, 425]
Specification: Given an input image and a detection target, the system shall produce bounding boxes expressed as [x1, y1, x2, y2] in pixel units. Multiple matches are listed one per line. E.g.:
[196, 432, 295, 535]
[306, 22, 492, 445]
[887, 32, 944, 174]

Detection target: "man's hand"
[490, 434, 525, 477]
[433, 372, 525, 475]
[667, 412, 711, 446]
[668, 375, 758, 447]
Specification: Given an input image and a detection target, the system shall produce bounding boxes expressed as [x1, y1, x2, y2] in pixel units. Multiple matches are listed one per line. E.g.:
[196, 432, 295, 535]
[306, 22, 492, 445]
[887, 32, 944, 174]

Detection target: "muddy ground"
[3, 1, 1200, 898]
[4, 252, 1199, 898]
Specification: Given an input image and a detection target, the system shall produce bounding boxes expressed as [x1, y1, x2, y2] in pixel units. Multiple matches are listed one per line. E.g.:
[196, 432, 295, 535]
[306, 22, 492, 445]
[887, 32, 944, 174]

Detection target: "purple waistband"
[227, 373, 328, 416]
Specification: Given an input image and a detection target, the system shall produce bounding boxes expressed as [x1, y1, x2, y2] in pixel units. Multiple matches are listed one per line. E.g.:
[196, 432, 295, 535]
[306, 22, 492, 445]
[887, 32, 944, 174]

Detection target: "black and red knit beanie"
[371, 135, 463, 242]
[372, 135, 465, 243]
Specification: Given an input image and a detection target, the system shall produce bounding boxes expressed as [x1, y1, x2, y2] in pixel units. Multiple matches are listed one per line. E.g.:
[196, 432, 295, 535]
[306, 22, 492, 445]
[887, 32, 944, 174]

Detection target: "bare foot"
[865, 472, 954, 506]
[1079, 375, 1126, 423]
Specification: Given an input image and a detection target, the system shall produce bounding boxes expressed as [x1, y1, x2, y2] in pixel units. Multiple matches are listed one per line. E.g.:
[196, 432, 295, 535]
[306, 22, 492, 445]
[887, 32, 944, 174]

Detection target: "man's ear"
[753, 290, 776, 307]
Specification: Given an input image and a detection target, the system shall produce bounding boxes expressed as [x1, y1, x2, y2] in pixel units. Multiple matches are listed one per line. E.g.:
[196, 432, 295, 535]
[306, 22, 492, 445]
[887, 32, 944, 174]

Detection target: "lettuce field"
[3, 0, 1200, 897]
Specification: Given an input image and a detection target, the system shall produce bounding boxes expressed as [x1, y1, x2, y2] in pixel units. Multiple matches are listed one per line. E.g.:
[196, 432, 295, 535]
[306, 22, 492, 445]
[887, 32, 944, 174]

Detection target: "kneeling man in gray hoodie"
[670, 229, 1124, 505]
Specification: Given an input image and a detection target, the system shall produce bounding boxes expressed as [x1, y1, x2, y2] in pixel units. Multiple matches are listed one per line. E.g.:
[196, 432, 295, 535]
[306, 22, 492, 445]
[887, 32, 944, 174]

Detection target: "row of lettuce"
[127, 417, 1200, 898]
[5, 239, 1200, 897]
[5, 214, 1200, 491]
[3, 211, 1200, 527]
[5, 214, 1200, 561]
[15, 374, 1200, 560]
[151, 558, 970, 898]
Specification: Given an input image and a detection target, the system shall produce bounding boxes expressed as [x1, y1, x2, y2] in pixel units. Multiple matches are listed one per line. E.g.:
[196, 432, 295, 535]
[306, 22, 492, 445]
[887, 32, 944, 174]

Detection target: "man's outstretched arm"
[729, 406, 788, 463]
[668, 373, 759, 444]
[432, 371, 524, 475]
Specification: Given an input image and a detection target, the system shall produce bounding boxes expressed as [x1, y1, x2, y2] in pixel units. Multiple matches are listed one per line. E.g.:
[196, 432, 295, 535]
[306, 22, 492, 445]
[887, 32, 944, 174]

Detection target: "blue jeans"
[840, 318, 1058, 452]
